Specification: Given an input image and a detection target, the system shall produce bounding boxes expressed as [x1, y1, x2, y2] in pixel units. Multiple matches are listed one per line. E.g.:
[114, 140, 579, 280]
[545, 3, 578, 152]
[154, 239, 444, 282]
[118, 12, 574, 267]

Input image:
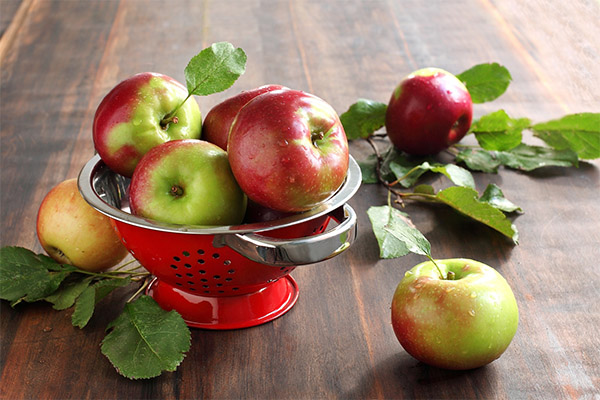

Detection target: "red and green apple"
[128, 139, 247, 226]
[228, 89, 349, 213]
[202, 84, 287, 150]
[385, 67, 473, 155]
[36, 178, 129, 272]
[93, 72, 202, 177]
[391, 258, 519, 370]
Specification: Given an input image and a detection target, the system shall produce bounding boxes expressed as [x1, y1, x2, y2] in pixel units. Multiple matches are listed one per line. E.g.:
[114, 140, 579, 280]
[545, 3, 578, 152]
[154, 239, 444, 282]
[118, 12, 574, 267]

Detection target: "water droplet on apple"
[468, 309, 476, 317]
[278, 139, 289, 147]
[288, 176, 296, 183]
[133, 118, 142, 126]
[470, 292, 477, 298]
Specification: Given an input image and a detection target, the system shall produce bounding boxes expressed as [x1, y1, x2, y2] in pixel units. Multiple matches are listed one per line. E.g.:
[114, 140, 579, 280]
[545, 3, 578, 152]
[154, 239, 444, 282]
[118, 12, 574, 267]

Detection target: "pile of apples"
[37, 72, 349, 270]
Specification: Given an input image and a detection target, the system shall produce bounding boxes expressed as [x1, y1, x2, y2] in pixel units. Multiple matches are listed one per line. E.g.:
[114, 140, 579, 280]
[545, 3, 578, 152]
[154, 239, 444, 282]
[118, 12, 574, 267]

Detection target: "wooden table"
[1, 1, 599, 398]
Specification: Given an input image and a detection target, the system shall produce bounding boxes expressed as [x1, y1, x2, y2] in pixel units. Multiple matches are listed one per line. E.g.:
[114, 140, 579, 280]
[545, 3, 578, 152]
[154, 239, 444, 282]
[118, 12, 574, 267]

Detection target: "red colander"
[78, 154, 361, 329]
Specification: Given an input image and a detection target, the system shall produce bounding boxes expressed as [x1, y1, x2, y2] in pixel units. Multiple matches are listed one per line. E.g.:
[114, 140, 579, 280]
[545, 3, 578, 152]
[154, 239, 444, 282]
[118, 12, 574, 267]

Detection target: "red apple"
[36, 178, 129, 272]
[129, 139, 247, 226]
[228, 89, 349, 213]
[385, 67, 473, 155]
[93, 72, 202, 177]
[202, 84, 287, 150]
[243, 199, 296, 224]
[391, 258, 519, 370]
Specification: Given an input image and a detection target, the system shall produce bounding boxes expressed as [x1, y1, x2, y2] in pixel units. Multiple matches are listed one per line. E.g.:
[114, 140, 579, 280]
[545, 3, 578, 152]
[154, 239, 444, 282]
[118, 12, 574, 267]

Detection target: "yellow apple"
[36, 178, 129, 272]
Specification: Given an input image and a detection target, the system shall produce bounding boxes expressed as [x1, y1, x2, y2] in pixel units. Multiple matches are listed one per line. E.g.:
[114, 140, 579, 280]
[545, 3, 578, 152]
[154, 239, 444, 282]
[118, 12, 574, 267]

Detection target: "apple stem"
[160, 92, 192, 129]
[427, 255, 447, 280]
[171, 185, 184, 198]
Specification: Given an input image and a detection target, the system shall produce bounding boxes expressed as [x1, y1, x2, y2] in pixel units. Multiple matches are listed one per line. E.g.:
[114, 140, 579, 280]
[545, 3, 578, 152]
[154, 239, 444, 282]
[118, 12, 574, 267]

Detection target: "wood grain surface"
[1, 0, 599, 399]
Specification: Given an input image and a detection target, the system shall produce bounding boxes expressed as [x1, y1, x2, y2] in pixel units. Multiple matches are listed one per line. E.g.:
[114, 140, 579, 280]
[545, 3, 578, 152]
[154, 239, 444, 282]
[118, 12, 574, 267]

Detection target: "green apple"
[36, 178, 129, 272]
[128, 139, 247, 226]
[391, 258, 519, 370]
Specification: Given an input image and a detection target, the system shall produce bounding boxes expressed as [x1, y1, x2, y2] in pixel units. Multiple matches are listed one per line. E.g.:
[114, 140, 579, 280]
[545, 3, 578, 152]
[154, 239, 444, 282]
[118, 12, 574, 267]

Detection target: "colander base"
[146, 275, 299, 330]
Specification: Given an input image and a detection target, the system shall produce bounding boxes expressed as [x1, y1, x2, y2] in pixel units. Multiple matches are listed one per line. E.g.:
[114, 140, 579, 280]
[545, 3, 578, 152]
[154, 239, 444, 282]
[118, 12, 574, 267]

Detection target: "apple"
[228, 89, 349, 213]
[36, 178, 129, 272]
[93, 72, 202, 177]
[129, 139, 247, 226]
[385, 67, 473, 155]
[391, 258, 519, 370]
[202, 84, 287, 150]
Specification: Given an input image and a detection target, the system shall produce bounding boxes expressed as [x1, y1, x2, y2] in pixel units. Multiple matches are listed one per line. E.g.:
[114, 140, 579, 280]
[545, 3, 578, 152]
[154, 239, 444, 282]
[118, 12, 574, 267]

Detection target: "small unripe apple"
[385, 68, 473, 155]
[36, 178, 129, 272]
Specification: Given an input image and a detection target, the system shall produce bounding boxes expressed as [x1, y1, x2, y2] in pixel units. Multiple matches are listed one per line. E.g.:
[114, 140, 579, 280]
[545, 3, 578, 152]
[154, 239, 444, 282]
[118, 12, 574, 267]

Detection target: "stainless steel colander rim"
[78, 154, 362, 235]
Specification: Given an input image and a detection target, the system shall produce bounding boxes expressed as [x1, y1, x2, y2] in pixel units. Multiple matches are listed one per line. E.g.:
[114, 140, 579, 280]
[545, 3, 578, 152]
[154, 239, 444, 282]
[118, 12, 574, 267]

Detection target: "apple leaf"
[472, 110, 530, 151]
[435, 186, 519, 243]
[184, 42, 247, 97]
[45, 276, 94, 310]
[367, 205, 432, 259]
[72, 277, 133, 329]
[455, 148, 501, 173]
[531, 113, 600, 160]
[101, 295, 191, 380]
[340, 98, 387, 140]
[357, 155, 379, 184]
[479, 184, 522, 213]
[0, 246, 74, 305]
[456, 62, 512, 103]
[389, 160, 475, 189]
[495, 143, 579, 171]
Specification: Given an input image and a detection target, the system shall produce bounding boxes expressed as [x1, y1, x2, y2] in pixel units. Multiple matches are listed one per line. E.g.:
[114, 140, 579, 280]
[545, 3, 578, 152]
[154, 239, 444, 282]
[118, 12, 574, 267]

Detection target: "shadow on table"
[343, 352, 500, 399]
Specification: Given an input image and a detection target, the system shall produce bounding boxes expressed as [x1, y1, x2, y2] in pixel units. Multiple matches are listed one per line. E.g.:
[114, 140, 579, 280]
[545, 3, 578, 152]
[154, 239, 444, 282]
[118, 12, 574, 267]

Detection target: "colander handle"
[215, 203, 357, 266]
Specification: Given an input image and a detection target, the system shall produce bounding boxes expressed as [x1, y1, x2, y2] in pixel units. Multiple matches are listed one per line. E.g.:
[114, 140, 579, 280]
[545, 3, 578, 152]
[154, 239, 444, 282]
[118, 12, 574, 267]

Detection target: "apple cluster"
[92, 74, 349, 227]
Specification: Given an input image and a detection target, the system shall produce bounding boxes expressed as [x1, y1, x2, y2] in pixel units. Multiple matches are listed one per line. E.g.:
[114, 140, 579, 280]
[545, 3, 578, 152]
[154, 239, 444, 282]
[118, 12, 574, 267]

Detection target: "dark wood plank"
[1, 0, 599, 399]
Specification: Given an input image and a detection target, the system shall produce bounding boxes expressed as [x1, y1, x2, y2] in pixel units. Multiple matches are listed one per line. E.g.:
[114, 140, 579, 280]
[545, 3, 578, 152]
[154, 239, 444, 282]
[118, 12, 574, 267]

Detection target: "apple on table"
[36, 178, 129, 272]
[128, 139, 247, 226]
[385, 67, 473, 155]
[391, 258, 519, 370]
[228, 89, 349, 213]
[93, 72, 202, 177]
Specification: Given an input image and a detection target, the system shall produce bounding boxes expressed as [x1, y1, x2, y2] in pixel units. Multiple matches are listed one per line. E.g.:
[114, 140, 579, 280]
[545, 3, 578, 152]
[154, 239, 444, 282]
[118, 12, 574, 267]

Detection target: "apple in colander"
[93, 72, 202, 178]
[227, 89, 349, 213]
[128, 139, 247, 226]
[202, 84, 287, 151]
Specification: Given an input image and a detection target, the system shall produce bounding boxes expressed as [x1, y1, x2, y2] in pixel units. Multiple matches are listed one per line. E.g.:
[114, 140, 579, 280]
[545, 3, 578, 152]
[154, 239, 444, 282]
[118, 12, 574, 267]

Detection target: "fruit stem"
[171, 185, 184, 198]
[160, 92, 191, 128]
[426, 255, 446, 280]
[126, 277, 152, 303]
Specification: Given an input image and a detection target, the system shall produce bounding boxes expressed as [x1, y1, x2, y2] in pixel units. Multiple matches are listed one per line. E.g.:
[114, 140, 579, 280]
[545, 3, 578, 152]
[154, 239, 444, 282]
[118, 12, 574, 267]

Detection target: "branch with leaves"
[340, 63, 600, 258]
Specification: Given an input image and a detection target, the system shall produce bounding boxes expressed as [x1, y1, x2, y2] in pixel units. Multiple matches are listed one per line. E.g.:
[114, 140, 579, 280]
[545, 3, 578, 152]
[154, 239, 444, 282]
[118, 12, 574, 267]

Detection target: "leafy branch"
[341, 62, 600, 258]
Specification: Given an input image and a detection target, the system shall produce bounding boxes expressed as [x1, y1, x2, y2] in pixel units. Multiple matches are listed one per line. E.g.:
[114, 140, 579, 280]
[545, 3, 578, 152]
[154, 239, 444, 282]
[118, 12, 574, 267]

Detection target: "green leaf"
[456, 62, 512, 103]
[472, 110, 530, 151]
[390, 161, 475, 189]
[367, 205, 431, 259]
[455, 148, 501, 173]
[479, 184, 522, 213]
[357, 154, 379, 184]
[45, 276, 94, 310]
[495, 143, 579, 171]
[339, 99, 387, 140]
[0, 246, 73, 304]
[184, 42, 247, 96]
[71, 278, 132, 328]
[531, 113, 600, 160]
[72, 285, 96, 328]
[101, 295, 191, 379]
[436, 186, 519, 243]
